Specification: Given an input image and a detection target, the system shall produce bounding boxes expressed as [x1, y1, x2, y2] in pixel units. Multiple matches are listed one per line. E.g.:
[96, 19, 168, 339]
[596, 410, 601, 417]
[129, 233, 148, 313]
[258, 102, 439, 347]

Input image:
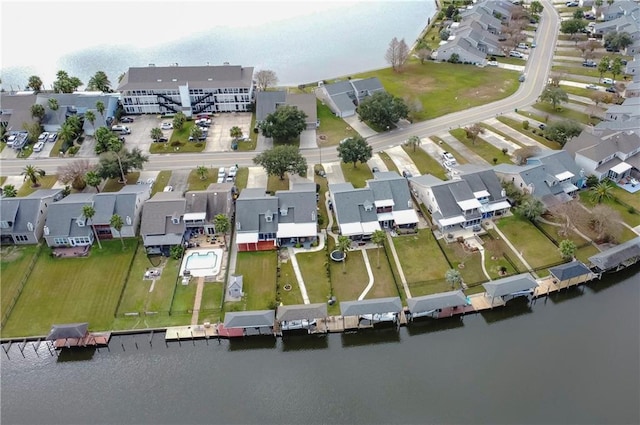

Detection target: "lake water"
[1, 267, 638, 425]
[0, 1, 436, 90]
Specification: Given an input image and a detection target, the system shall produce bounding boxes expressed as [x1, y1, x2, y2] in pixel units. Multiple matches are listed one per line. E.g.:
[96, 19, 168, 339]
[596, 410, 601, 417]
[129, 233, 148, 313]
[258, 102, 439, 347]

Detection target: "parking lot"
[116, 112, 252, 154]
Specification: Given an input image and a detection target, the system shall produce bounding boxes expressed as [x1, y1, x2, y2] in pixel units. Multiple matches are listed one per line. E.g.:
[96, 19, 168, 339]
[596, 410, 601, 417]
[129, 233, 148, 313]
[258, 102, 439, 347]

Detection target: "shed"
[549, 261, 593, 286]
[276, 303, 328, 322]
[482, 273, 538, 303]
[407, 290, 469, 319]
[589, 236, 640, 272]
[227, 274, 244, 299]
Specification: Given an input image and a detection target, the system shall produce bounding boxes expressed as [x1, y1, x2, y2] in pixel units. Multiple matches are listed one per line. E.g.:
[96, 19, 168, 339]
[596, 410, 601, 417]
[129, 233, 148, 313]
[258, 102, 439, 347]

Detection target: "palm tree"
[590, 181, 613, 204]
[196, 165, 208, 180]
[229, 126, 243, 141]
[150, 127, 163, 143]
[58, 122, 75, 147]
[110, 214, 125, 250]
[21, 165, 46, 187]
[213, 214, 230, 248]
[48, 98, 59, 111]
[516, 196, 545, 221]
[82, 205, 102, 249]
[445, 268, 462, 289]
[84, 110, 96, 132]
[27, 75, 43, 92]
[371, 229, 386, 268]
[337, 235, 352, 273]
[404, 135, 421, 152]
[95, 101, 105, 118]
[2, 184, 17, 198]
[85, 170, 102, 193]
[87, 71, 111, 92]
[559, 239, 576, 260]
[539, 85, 569, 110]
[30, 104, 45, 121]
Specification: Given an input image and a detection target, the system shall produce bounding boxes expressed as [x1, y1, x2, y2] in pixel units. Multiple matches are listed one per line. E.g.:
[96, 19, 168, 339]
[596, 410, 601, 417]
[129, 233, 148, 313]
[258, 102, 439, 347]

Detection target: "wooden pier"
[164, 324, 217, 341]
[467, 293, 506, 311]
[533, 276, 584, 297]
[53, 332, 111, 349]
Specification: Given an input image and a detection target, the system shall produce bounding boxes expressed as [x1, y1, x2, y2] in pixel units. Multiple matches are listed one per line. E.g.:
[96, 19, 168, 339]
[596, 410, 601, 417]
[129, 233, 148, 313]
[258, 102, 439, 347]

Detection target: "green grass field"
[316, 100, 358, 146]
[233, 251, 277, 311]
[1, 239, 137, 338]
[297, 249, 333, 307]
[0, 245, 41, 322]
[365, 247, 401, 300]
[496, 215, 564, 270]
[16, 175, 58, 197]
[495, 116, 562, 150]
[102, 172, 140, 192]
[401, 145, 447, 180]
[449, 129, 512, 165]
[340, 162, 373, 188]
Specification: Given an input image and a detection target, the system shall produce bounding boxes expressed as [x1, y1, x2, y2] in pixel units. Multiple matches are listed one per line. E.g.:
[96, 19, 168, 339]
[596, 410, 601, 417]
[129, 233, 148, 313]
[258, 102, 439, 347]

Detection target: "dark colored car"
[372, 166, 380, 173]
[538, 124, 546, 130]
[402, 170, 413, 179]
[606, 86, 616, 93]
[120, 116, 134, 123]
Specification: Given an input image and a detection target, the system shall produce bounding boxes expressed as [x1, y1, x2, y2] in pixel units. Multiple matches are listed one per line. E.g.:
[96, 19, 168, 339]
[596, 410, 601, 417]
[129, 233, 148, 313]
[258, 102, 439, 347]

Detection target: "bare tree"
[255, 69, 278, 91]
[549, 201, 588, 237]
[57, 159, 94, 191]
[464, 123, 485, 145]
[589, 204, 623, 243]
[416, 48, 432, 64]
[385, 37, 410, 72]
[513, 146, 541, 165]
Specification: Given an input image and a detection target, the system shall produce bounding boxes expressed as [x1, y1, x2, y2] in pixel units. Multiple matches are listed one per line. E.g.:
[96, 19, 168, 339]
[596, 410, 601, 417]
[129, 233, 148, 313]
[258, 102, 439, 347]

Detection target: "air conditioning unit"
[27, 222, 34, 231]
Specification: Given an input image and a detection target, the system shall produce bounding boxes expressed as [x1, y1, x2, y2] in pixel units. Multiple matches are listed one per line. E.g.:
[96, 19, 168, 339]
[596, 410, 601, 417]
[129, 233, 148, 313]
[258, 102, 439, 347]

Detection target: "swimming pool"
[179, 249, 223, 277]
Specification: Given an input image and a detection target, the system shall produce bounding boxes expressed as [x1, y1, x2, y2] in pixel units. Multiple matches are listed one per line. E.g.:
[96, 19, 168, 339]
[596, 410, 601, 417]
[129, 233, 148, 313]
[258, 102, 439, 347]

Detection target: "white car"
[163, 186, 173, 192]
[602, 78, 615, 85]
[509, 51, 525, 58]
[33, 141, 45, 152]
[442, 151, 456, 163]
[487, 60, 498, 67]
[586, 84, 599, 90]
[228, 165, 238, 177]
[38, 132, 49, 142]
[217, 168, 226, 183]
[161, 122, 173, 130]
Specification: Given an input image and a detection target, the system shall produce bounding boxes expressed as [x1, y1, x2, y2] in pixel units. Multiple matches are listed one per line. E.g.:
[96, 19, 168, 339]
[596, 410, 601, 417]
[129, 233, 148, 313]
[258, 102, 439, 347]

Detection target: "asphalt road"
[0, 0, 559, 176]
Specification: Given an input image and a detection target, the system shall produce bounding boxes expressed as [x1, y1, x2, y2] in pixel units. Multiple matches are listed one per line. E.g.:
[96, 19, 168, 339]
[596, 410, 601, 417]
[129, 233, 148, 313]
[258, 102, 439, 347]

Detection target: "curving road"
[0, 0, 559, 176]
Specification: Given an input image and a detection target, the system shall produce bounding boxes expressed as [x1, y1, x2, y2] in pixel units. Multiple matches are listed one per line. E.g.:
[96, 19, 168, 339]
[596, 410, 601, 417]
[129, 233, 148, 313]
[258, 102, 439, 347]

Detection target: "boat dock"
[53, 332, 111, 349]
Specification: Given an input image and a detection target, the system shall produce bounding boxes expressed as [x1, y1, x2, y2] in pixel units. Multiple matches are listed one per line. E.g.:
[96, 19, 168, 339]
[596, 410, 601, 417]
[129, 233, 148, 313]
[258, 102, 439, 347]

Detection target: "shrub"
[522, 120, 529, 130]
[502, 148, 508, 155]
[170, 140, 182, 147]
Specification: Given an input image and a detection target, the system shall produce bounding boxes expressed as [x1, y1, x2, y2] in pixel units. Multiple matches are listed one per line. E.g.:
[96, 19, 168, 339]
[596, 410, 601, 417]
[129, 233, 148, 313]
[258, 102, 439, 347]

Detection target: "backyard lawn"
[496, 215, 564, 270]
[1, 239, 138, 338]
[316, 100, 358, 146]
[365, 247, 401, 300]
[278, 256, 304, 306]
[296, 248, 333, 309]
[232, 251, 277, 311]
[328, 240, 370, 304]
[440, 241, 487, 287]
[0, 245, 41, 323]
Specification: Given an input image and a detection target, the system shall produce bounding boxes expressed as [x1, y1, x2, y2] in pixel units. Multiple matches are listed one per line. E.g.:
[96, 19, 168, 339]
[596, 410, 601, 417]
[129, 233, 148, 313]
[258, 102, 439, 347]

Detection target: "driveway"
[299, 129, 317, 150]
[204, 112, 252, 152]
[323, 162, 346, 184]
[385, 146, 420, 177]
[246, 166, 268, 188]
[166, 169, 190, 193]
[342, 115, 377, 139]
[367, 154, 388, 173]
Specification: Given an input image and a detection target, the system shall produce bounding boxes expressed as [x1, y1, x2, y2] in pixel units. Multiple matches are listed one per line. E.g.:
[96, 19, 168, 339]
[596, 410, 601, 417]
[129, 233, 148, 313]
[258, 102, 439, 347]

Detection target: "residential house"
[0, 189, 63, 245]
[0, 93, 38, 134]
[91, 184, 152, 239]
[318, 77, 384, 118]
[624, 80, 640, 98]
[593, 0, 639, 22]
[184, 183, 235, 239]
[434, 37, 489, 65]
[255, 91, 318, 143]
[275, 181, 317, 247]
[329, 171, 418, 240]
[434, 19, 502, 64]
[494, 150, 585, 209]
[117, 64, 254, 116]
[564, 130, 640, 182]
[603, 97, 640, 122]
[43, 193, 96, 247]
[410, 168, 509, 232]
[34, 92, 119, 136]
[140, 191, 187, 255]
[234, 188, 279, 251]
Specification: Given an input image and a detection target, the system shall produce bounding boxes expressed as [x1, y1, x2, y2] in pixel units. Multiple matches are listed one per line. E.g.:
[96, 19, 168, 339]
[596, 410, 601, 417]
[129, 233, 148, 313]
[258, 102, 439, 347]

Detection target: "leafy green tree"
[196, 165, 208, 180]
[598, 57, 611, 81]
[82, 205, 102, 249]
[84, 110, 96, 132]
[590, 181, 614, 203]
[337, 235, 352, 273]
[58, 122, 76, 151]
[258, 105, 307, 143]
[560, 19, 587, 41]
[173, 112, 186, 130]
[605, 31, 633, 52]
[95, 126, 119, 154]
[27, 75, 43, 92]
[337, 135, 373, 168]
[213, 214, 231, 247]
[253, 145, 307, 180]
[573, 9, 584, 19]
[356, 91, 409, 130]
[170, 245, 184, 260]
[87, 71, 111, 92]
[85, 170, 102, 193]
[404, 135, 422, 152]
[559, 239, 576, 260]
[22, 122, 42, 144]
[110, 214, 125, 250]
[229, 126, 243, 141]
[530, 1, 543, 14]
[95, 101, 105, 118]
[53, 70, 82, 93]
[371, 230, 386, 268]
[150, 127, 163, 142]
[2, 184, 17, 198]
[21, 165, 46, 187]
[48, 98, 59, 111]
[97, 147, 148, 183]
[610, 57, 623, 82]
[190, 125, 203, 141]
[30, 104, 45, 121]
[445, 268, 462, 289]
[448, 53, 460, 64]
[516, 195, 545, 221]
[543, 120, 583, 146]
[539, 85, 569, 110]
[65, 115, 83, 136]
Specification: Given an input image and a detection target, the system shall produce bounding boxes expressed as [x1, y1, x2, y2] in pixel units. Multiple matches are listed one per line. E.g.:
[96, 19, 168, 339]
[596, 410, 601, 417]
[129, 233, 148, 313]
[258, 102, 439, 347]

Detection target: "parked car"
[38, 132, 50, 142]
[509, 51, 525, 58]
[195, 118, 211, 127]
[153, 136, 168, 143]
[161, 122, 173, 130]
[606, 86, 616, 93]
[228, 165, 238, 177]
[47, 132, 58, 143]
[33, 141, 45, 152]
[518, 74, 526, 82]
[517, 43, 528, 49]
[602, 78, 615, 85]
[582, 60, 596, 67]
[189, 132, 207, 141]
[442, 151, 456, 162]
[586, 84, 599, 90]
[217, 168, 226, 183]
[372, 166, 380, 173]
[538, 123, 546, 130]
[565, 1, 578, 6]
[402, 170, 413, 179]
[163, 186, 173, 192]
[487, 60, 498, 66]
[120, 116, 134, 123]
[111, 125, 131, 134]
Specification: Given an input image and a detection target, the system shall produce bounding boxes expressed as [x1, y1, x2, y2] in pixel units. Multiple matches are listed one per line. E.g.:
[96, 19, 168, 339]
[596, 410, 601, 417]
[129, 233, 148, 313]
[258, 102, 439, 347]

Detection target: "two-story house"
[0, 189, 63, 245]
[184, 183, 235, 239]
[43, 193, 96, 248]
[140, 191, 187, 255]
[318, 77, 385, 118]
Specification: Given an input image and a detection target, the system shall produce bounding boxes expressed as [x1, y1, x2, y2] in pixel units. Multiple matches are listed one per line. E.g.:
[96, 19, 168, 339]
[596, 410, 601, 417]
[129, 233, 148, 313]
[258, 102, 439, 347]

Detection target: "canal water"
[1, 267, 638, 425]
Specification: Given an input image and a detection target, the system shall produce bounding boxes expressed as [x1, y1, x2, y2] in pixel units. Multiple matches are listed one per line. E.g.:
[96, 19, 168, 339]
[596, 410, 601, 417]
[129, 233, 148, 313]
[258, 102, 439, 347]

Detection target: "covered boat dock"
[275, 303, 328, 335]
[406, 290, 473, 320]
[222, 310, 275, 336]
[339, 297, 403, 330]
[589, 236, 640, 273]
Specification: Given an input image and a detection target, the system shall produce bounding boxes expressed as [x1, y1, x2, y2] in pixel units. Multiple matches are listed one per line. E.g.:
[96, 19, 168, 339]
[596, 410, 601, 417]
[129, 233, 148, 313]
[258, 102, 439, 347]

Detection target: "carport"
[222, 310, 275, 336]
[407, 290, 470, 320]
[275, 303, 328, 334]
[340, 297, 402, 330]
[548, 261, 593, 287]
[482, 273, 538, 305]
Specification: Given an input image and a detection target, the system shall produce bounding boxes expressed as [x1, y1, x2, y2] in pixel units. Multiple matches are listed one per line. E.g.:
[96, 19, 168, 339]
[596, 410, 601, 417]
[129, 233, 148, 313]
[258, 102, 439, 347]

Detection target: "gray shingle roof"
[323, 80, 354, 96]
[223, 310, 275, 328]
[46, 323, 88, 340]
[350, 77, 384, 95]
[368, 171, 413, 211]
[331, 93, 357, 115]
[44, 193, 95, 237]
[285, 93, 317, 123]
[549, 261, 592, 281]
[140, 192, 186, 237]
[255, 90, 286, 122]
[340, 297, 403, 316]
[0, 93, 38, 132]
[117, 65, 254, 91]
[185, 183, 234, 219]
[235, 192, 278, 233]
[331, 187, 378, 225]
[482, 273, 538, 298]
[276, 190, 316, 224]
[589, 236, 640, 271]
[276, 303, 328, 321]
[407, 290, 468, 314]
